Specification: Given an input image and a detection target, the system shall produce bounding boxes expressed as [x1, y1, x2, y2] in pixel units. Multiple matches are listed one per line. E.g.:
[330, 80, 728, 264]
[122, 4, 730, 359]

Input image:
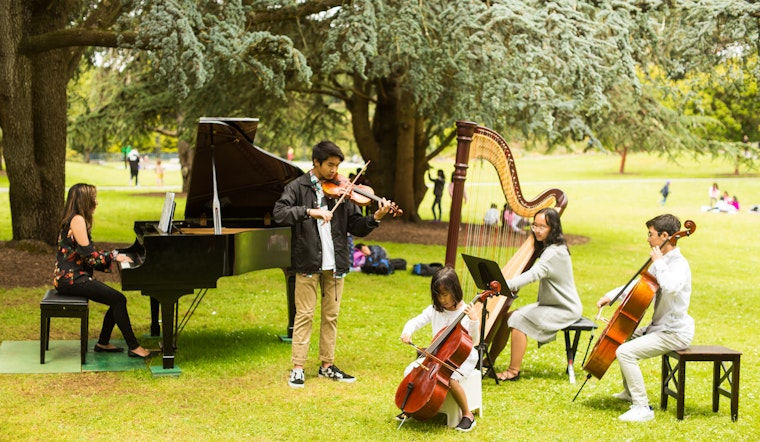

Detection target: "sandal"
[496, 368, 521, 382]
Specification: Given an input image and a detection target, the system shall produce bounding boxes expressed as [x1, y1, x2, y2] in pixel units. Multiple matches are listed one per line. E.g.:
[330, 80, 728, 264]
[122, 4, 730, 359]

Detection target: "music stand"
[462, 254, 513, 384]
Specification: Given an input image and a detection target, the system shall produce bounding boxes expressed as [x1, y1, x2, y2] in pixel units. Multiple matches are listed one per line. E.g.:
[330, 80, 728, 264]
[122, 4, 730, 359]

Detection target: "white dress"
[401, 304, 479, 381]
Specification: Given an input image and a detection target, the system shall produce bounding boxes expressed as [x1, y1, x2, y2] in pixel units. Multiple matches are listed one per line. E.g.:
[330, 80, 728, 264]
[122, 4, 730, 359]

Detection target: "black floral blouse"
[53, 222, 114, 287]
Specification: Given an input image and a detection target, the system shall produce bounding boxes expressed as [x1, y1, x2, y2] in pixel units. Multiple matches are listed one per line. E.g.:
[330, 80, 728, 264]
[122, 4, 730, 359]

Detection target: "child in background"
[397, 266, 480, 432]
[155, 159, 165, 186]
[483, 203, 499, 227]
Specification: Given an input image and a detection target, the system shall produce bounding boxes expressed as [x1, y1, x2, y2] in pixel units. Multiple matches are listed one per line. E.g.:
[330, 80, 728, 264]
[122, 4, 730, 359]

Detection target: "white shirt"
[606, 247, 694, 339]
[402, 304, 479, 340]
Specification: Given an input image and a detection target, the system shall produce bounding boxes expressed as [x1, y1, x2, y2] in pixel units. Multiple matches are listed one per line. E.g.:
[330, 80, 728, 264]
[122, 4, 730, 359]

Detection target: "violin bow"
[404, 342, 465, 377]
[328, 160, 371, 215]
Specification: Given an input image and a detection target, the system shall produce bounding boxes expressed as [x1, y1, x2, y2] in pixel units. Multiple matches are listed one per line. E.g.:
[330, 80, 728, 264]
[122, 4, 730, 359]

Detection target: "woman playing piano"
[53, 183, 151, 358]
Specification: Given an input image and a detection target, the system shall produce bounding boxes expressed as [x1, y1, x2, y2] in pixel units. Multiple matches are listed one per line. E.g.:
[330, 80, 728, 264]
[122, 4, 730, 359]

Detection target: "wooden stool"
[661, 345, 741, 421]
[40, 289, 89, 364]
[562, 317, 597, 384]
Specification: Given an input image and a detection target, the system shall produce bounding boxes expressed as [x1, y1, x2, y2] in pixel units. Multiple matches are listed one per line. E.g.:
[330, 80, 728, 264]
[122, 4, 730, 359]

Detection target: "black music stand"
[462, 254, 512, 385]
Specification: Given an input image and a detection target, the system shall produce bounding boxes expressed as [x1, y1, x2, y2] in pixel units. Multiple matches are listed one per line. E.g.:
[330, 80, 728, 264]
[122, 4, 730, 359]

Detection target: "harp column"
[445, 120, 478, 267]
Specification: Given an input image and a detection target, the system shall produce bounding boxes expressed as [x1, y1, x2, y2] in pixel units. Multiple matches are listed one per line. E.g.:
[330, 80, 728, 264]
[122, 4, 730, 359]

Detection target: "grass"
[1, 153, 760, 441]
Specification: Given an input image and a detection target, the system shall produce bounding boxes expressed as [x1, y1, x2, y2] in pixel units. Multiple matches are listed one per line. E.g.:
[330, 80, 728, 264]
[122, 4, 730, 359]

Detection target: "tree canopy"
[2, 0, 760, 244]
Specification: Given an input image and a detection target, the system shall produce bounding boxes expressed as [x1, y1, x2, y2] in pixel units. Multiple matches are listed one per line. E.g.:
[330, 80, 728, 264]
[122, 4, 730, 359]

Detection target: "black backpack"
[411, 262, 443, 277]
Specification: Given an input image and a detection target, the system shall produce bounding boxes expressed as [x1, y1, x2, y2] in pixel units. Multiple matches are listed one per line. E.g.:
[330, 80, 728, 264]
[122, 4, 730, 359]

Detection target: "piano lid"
[184, 117, 304, 222]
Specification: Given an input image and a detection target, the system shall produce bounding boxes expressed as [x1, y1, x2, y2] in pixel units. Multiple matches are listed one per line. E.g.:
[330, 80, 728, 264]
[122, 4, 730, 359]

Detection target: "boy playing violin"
[596, 214, 694, 422]
[273, 140, 391, 388]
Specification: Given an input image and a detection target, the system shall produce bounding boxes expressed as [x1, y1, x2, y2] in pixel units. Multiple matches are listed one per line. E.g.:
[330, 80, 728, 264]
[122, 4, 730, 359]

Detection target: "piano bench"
[561, 316, 597, 384]
[40, 289, 89, 365]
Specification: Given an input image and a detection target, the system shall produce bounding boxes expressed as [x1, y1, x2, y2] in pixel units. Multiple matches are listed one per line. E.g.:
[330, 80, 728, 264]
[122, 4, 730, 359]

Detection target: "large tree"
[4, 1, 760, 244]
[0, 0, 325, 245]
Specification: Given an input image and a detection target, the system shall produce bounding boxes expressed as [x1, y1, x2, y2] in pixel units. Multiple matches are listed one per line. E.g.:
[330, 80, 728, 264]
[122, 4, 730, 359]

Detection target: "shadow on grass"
[156, 326, 290, 367]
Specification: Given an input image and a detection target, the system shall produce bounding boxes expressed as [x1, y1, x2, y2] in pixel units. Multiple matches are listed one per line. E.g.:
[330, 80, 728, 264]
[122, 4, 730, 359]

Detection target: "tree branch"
[21, 28, 139, 55]
[249, 0, 349, 25]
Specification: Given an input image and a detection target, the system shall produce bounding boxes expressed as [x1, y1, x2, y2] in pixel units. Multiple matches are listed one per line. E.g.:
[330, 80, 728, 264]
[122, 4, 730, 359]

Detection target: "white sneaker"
[618, 405, 654, 422]
[612, 391, 632, 402]
[288, 368, 305, 388]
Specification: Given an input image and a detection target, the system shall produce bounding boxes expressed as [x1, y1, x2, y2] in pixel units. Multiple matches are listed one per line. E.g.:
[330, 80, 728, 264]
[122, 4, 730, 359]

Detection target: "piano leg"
[159, 298, 177, 370]
[144, 290, 189, 370]
[149, 297, 161, 337]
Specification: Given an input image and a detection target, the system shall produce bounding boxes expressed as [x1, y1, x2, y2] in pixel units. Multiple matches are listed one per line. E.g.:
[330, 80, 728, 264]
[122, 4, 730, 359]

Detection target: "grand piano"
[118, 117, 303, 371]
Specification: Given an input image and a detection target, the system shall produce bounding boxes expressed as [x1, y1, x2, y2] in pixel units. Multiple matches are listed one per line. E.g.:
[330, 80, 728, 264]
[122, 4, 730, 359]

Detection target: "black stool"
[40, 289, 89, 364]
[562, 316, 597, 384]
[661, 345, 741, 421]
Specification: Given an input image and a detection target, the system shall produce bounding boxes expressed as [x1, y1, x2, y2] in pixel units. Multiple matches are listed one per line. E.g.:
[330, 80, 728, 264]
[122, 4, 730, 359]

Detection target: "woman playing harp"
[444, 121, 578, 380]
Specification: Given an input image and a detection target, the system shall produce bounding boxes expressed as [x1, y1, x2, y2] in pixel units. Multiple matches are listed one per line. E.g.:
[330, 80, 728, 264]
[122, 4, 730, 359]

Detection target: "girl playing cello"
[596, 214, 694, 422]
[397, 266, 479, 432]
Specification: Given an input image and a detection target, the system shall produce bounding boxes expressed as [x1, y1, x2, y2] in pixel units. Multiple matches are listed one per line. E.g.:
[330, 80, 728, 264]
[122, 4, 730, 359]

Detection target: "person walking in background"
[155, 159, 165, 186]
[127, 147, 141, 186]
[54, 183, 152, 359]
[427, 168, 445, 222]
[659, 180, 670, 206]
[708, 183, 720, 207]
[273, 140, 391, 389]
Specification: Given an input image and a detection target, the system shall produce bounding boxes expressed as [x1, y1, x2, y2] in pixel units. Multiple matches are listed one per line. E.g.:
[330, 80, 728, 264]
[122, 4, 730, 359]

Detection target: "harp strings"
[458, 133, 527, 299]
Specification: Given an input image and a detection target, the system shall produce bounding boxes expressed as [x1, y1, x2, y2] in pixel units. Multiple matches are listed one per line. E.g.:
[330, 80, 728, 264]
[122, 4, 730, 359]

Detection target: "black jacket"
[273, 173, 379, 274]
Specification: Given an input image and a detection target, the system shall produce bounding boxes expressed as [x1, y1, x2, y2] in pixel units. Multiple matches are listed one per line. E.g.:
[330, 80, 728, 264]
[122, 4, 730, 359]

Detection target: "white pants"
[616, 329, 691, 406]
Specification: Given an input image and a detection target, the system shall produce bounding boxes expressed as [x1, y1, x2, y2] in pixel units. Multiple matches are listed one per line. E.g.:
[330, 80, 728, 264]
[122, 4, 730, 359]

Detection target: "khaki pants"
[291, 272, 344, 367]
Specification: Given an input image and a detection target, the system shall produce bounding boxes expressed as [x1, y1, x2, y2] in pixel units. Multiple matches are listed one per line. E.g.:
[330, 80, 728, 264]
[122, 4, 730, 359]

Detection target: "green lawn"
[1, 154, 758, 441]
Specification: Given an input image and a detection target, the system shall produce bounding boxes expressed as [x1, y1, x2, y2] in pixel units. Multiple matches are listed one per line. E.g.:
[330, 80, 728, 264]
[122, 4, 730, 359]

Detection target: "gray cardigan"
[507, 244, 583, 344]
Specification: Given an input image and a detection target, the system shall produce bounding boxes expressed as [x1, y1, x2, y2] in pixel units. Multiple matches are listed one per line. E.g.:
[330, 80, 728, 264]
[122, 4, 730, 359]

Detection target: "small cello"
[394, 282, 500, 421]
[582, 220, 696, 380]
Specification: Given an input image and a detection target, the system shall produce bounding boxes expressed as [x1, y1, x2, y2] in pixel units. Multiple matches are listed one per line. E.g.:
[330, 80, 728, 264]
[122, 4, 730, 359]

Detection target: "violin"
[582, 220, 696, 380]
[322, 174, 403, 217]
[395, 282, 501, 421]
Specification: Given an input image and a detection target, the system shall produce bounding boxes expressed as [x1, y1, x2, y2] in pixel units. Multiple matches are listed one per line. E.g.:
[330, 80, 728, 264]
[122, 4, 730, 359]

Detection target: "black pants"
[57, 280, 140, 350]
[432, 196, 442, 220]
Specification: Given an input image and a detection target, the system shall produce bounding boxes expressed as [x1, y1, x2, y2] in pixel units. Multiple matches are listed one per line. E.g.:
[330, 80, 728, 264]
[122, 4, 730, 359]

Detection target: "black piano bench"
[661, 345, 742, 421]
[40, 289, 89, 364]
[562, 316, 597, 384]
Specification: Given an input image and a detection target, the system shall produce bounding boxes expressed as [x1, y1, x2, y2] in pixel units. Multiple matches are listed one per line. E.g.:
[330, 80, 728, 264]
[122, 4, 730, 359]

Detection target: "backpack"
[411, 262, 443, 277]
[390, 258, 407, 271]
[362, 245, 394, 275]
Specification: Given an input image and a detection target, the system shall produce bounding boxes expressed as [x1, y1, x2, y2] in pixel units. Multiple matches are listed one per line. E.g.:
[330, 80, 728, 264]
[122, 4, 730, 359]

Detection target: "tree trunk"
[412, 117, 430, 215]
[619, 145, 628, 174]
[1, 1, 68, 246]
[393, 88, 420, 221]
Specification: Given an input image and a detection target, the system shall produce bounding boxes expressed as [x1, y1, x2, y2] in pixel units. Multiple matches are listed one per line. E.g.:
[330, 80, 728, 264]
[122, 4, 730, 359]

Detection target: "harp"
[445, 120, 568, 344]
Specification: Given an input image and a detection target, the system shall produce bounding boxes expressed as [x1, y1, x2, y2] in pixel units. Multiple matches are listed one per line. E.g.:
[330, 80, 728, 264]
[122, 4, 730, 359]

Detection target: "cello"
[395, 282, 501, 421]
[582, 220, 696, 380]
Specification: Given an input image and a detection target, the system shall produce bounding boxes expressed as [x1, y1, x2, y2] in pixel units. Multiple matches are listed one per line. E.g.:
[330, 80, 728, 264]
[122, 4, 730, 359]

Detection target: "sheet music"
[157, 192, 176, 234]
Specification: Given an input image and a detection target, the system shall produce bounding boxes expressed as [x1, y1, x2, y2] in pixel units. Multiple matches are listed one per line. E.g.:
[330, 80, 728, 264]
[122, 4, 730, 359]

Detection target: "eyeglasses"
[530, 223, 549, 232]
